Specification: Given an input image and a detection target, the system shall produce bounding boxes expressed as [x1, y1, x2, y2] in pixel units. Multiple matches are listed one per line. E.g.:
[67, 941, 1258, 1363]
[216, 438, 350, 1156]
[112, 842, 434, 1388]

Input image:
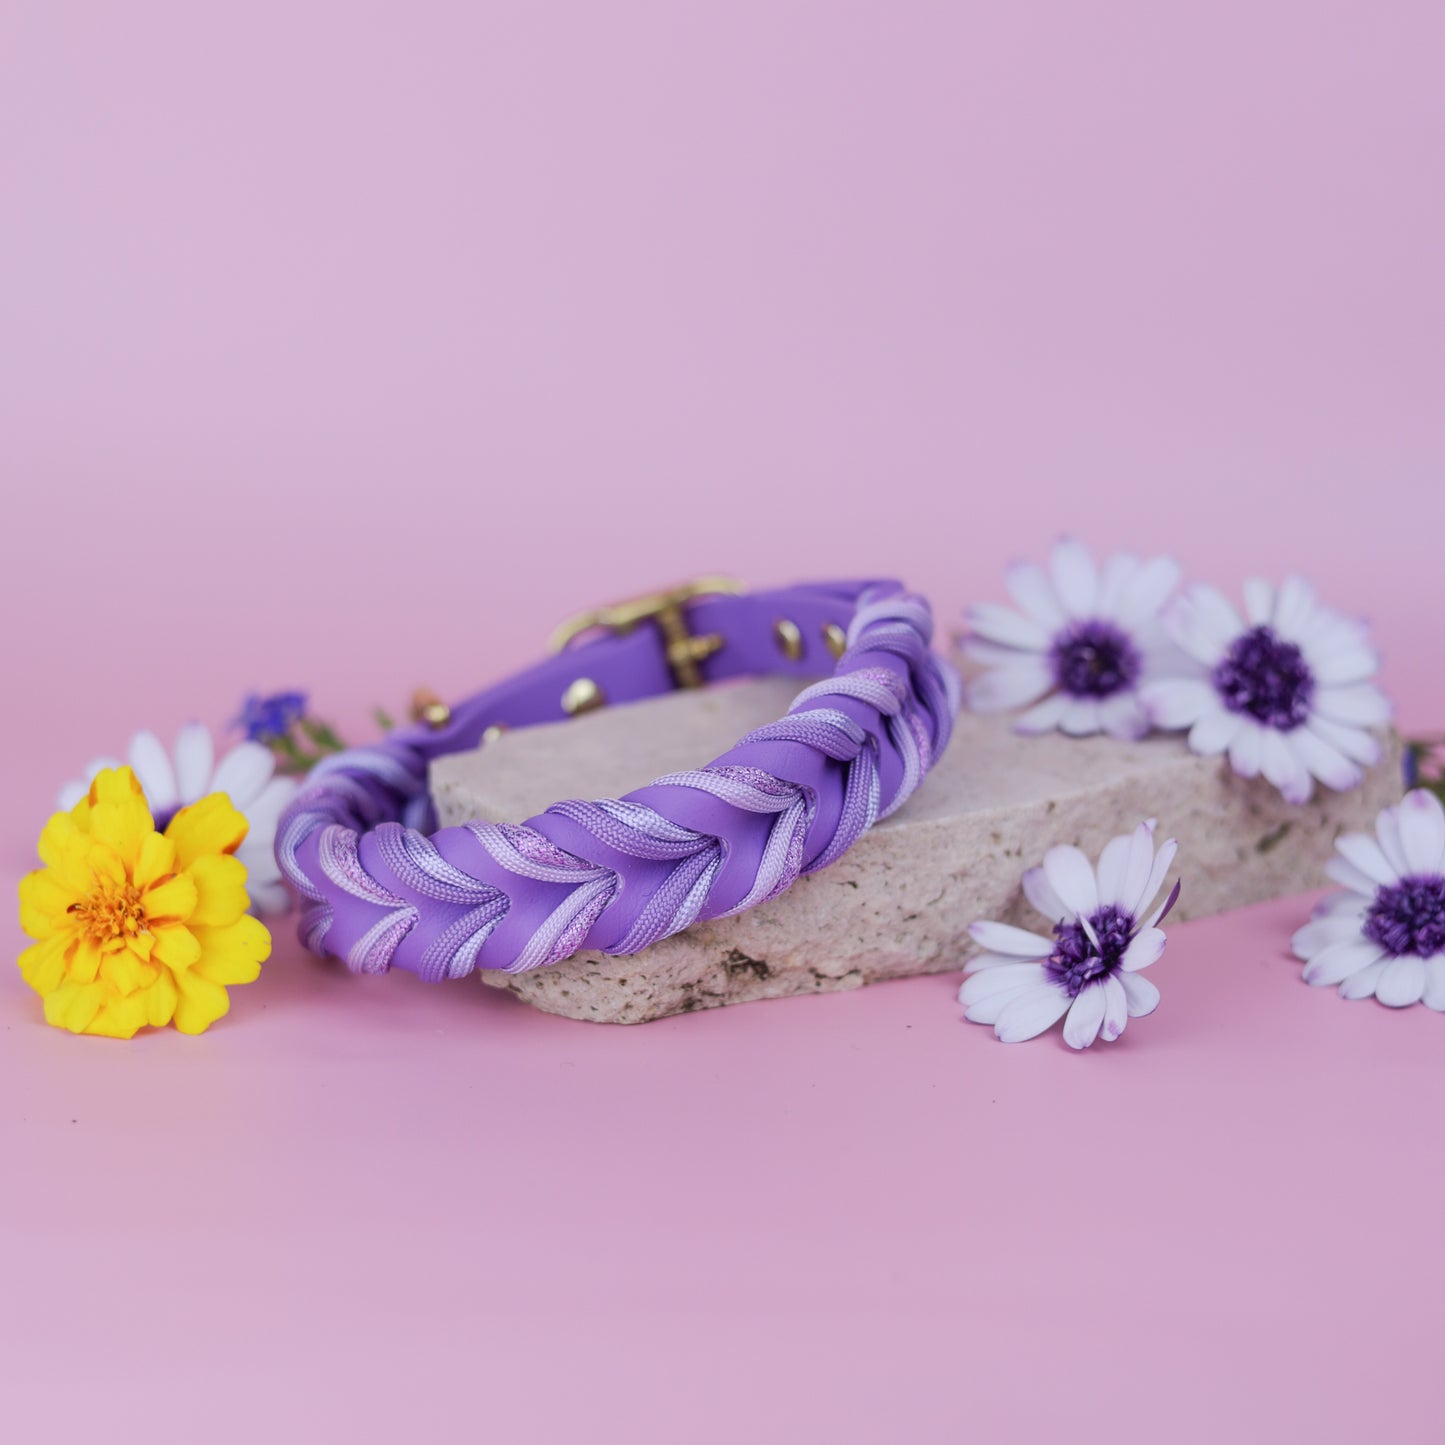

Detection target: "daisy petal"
[1422, 958, 1445, 1012]
[1260, 730, 1312, 805]
[1375, 955, 1425, 1008]
[1304, 609, 1369, 647]
[1397, 790, 1445, 875]
[1098, 693, 1150, 741]
[1062, 981, 1107, 1049]
[240, 776, 297, 837]
[1143, 679, 1216, 730]
[1312, 890, 1368, 919]
[1335, 834, 1398, 888]
[962, 636, 1032, 667]
[1136, 838, 1178, 920]
[1307, 716, 1382, 768]
[1094, 833, 1133, 907]
[56, 782, 87, 812]
[967, 604, 1051, 652]
[210, 743, 275, 810]
[1004, 561, 1066, 630]
[1292, 914, 1367, 961]
[1287, 728, 1362, 794]
[964, 984, 1038, 1027]
[1095, 553, 1141, 619]
[1308, 636, 1379, 687]
[173, 723, 215, 803]
[1119, 970, 1160, 1017]
[960, 962, 1047, 1007]
[1115, 556, 1180, 629]
[1118, 822, 1159, 917]
[1228, 720, 1264, 779]
[1143, 878, 1182, 930]
[1242, 579, 1275, 626]
[1167, 585, 1244, 666]
[1302, 938, 1384, 987]
[236, 837, 283, 886]
[1339, 959, 1387, 1001]
[968, 921, 1055, 957]
[129, 731, 179, 812]
[967, 660, 1054, 713]
[1058, 699, 1102, 736]
[1324, 854, 1385, 898]
[1375, 806, 1411, 878]
[1270, 575, 1317, 641]
[1042, 845, 1099, 918]
[966, 951, 1039, 971]
[1188, 707, 1241, 756]
[1014, 693, 1070, 736]
[1099, 974, 1128, 1042]
[993, 986, 1071, 1043]
[1313, 685, 1392, 729]
[1049, 538, 1097, 617]
[1120, 927, 1166, 972]
[1022, 865, 1071, 925]
[246, 879, 293, 917]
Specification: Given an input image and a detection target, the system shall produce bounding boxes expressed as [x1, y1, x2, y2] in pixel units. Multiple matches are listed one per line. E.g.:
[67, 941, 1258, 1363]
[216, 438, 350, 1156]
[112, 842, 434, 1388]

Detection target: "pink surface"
[3, 902, 1444, 1443]
[1, 2, 1443, 1440]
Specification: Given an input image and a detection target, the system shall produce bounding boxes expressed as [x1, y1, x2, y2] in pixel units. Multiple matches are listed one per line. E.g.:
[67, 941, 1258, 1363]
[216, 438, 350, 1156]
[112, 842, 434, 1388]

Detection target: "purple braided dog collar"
[275, 579, 960, 981]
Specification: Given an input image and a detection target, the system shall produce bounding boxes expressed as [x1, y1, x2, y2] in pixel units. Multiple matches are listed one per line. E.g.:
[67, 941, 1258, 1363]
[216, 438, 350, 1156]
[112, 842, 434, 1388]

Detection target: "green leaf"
[271, 732, 312, 777]
[297, 717, 347, 756]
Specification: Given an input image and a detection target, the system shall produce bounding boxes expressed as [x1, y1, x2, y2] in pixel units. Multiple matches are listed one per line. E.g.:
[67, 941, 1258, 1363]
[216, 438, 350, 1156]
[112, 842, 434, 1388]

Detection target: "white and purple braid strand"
[275, 586, 959, 979]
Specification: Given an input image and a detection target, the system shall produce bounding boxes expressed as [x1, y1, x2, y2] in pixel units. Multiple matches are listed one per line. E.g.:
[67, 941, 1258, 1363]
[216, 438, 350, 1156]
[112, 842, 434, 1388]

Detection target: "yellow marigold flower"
[16, 766, 271, 1038]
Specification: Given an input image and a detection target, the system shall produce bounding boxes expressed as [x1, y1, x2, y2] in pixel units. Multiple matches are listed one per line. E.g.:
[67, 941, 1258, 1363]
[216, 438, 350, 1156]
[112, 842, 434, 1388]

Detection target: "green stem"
[299, 718, 345, 753]
[271, 732, 312, 777]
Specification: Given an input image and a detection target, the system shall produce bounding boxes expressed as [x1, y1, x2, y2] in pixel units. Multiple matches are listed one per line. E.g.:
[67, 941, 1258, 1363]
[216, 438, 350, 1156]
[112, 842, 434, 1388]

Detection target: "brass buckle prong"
[548, 576, 746, 689]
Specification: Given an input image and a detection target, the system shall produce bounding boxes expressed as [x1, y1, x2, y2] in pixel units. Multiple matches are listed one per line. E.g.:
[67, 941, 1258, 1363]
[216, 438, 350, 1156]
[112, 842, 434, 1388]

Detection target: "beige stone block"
[429, 678, 1400, 1023]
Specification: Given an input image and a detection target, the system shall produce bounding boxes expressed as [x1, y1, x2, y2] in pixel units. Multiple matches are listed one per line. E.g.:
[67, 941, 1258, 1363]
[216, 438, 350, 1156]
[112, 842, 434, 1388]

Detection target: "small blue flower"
[234, 690, 308, 742]
[1404, 745, 1420, 790]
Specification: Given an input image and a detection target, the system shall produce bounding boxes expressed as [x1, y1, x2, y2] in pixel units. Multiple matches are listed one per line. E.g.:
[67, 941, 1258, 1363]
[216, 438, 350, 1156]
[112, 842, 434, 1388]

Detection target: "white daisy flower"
[1291, 789, 1445, 1010]
[959, 820, 1181, 1048]
[961, 538, 1181, 741]
[58, 725, 298, 917]
[1141, 575, 1390, 805]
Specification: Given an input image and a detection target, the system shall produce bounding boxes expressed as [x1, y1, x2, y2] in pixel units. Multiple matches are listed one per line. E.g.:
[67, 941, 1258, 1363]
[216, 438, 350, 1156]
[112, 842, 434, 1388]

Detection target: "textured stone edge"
[474, 736, 1402, 1024]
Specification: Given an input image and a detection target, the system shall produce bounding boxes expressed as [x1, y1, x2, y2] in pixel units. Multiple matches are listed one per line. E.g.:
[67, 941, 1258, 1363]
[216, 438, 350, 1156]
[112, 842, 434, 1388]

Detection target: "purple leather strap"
[276, 580, 960, 981]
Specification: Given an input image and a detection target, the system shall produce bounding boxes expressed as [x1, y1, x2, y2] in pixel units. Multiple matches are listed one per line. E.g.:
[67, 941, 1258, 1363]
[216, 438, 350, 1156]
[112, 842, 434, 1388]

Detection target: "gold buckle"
[548, 576, 747, 689]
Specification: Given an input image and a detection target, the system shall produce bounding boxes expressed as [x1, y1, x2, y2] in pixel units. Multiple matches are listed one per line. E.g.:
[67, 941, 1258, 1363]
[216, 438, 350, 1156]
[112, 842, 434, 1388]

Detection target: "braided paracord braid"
[276, 586, 960, 979]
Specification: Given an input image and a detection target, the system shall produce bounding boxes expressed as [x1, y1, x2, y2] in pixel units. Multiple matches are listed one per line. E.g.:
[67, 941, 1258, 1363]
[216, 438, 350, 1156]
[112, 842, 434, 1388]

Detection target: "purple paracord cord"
[275, 581, 960, 981]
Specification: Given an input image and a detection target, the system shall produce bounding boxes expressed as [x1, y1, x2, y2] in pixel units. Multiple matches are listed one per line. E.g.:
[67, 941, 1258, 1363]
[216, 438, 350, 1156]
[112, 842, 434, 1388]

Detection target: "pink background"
[1, 3, 1442, 1441]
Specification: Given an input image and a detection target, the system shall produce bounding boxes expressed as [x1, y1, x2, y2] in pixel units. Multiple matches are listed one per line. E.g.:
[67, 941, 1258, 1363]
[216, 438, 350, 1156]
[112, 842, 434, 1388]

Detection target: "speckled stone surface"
[430, 678, 1401, 1024]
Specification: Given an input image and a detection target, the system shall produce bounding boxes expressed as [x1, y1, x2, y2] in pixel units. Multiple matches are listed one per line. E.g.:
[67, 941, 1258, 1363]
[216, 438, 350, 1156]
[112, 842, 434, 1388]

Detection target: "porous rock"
[429, 678, 1400, 1024]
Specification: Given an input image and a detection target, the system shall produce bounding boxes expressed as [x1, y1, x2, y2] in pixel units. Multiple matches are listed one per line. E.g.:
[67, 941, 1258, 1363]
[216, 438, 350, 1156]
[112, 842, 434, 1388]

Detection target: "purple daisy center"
[1363, 875, 1445, 958]
[1049, 619, 1141, 700]
[1212, 625, 1314, 731]
[1044, 903, 1135, 997]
